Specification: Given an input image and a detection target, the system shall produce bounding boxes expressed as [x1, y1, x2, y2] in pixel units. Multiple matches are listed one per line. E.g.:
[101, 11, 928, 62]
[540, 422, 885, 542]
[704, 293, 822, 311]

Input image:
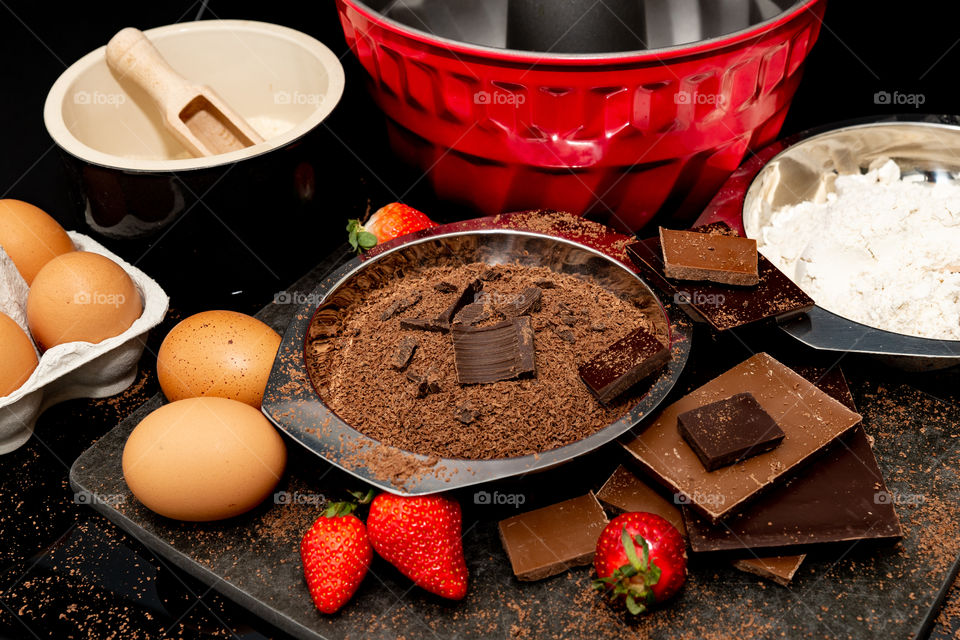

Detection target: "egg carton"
[0, 231, 169, 454]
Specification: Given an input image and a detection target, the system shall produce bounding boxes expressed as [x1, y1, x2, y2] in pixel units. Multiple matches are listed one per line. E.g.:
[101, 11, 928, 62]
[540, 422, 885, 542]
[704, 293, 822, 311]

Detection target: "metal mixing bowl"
[697, 116, 960, 370]
[261, 214, 691, 495]
[336, 0, 826, 231]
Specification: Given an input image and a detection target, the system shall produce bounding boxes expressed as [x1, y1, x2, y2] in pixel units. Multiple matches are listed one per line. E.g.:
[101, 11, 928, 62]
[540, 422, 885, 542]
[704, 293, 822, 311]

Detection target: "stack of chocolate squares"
[496, 226, 901, 587]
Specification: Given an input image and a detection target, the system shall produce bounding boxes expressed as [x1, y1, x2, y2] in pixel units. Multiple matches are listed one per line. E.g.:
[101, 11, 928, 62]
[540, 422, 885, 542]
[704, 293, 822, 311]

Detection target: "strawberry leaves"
[347, 219, 378, 253]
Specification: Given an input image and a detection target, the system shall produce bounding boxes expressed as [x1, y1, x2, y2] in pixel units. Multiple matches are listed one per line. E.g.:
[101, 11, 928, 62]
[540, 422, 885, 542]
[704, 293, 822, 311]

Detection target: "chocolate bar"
[451, 317, 536, 384]
[498, 493, 608, 581]
[683, 366, 902, 554]
[626, 223, 813, 331]
[622, 353, 862, 522]
[578, 327, 670, 405]
[597, 465, 805, 586]
[659, 227, 758, 286]
[677, 392, 784, 471]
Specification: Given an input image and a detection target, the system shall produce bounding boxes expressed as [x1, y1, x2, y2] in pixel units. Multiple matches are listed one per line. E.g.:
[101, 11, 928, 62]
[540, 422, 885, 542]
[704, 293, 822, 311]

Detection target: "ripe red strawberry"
[300, 499, 373, 614]
[347, 203, 437, 253]
[593, 512, 687, 614]
[366, 493, 468, 600]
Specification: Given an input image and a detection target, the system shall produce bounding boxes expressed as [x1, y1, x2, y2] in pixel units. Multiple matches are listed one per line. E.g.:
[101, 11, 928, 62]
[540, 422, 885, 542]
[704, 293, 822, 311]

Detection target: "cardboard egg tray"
[0, 231, 168, 453]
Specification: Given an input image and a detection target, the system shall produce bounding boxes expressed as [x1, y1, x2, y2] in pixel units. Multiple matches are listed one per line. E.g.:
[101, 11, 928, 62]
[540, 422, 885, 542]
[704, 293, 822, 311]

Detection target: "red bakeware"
[336, 0, 826, 232]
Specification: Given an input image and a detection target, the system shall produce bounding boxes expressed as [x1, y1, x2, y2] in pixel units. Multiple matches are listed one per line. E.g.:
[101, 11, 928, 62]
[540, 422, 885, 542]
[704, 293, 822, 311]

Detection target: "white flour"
[753, 159, 960, 340]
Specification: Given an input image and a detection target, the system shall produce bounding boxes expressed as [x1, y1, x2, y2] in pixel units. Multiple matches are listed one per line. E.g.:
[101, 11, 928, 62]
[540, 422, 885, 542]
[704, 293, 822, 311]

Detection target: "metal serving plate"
[261, 213, 691, 495]
[697, 115, 960, 370]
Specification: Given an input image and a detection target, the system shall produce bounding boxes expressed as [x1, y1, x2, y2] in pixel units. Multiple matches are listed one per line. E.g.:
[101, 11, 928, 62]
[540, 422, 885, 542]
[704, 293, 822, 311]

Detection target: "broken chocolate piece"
[732, 556, 806, 587]
[578, 327, 670, 405]
[500, 286, 542, 317]
[677, 392, 784, 471]
[479, 268, 502, 282]
[451, 317, 536, 385]
[434, 281, 457, 293]
[399, 317, 450, 333]
[388, 336, 418, 371]
[454, 406, 477, 425]
[406, 369, 441, 398]
[498, 493, 609, 581]
[453, 302, 491, 326]
[533, 278, 556, 289]
[659, 227, 759, 286]
[554, 327, 576, 343]
[623, 353, 862, 523]
[437, 279, 484, 324]
[625, 223, 814, 332]
[380, 292, 422, 321]
[559, 314, 577, 326]
[590, 323, 607, 332]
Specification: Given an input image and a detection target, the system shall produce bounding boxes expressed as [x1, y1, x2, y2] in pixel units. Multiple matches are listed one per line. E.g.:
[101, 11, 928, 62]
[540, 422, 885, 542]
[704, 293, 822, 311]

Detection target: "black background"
[0, 1, 958, 638]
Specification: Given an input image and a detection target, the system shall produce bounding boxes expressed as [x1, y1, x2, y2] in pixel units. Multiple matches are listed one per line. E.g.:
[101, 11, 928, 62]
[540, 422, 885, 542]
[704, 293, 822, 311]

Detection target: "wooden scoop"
[106, 27, 264, 158]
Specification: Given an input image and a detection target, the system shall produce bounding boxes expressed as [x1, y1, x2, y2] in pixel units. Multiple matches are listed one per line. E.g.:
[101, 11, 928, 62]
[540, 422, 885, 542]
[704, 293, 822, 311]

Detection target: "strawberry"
[366, 493, 468, 600]
[300, 495, 374, 614]
[593, 512, 687, 614]
[347, 203, 437, 253]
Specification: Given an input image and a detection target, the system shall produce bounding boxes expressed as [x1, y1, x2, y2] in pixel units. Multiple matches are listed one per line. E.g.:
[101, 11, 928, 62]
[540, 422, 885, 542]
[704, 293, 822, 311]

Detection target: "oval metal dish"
[262, 213, 691, 495]
[697, 115, 960, 370]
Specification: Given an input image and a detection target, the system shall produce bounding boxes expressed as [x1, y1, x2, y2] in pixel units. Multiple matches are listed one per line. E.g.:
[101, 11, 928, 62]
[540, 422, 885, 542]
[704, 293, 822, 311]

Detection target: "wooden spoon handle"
[105, 27, 198, 117]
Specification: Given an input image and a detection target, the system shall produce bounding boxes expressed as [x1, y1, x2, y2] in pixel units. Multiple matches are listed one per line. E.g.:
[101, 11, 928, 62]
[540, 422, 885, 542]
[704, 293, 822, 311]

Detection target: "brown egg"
[0, 313, 38, 396]
[0, 199, 74, 284]
[122, 397, 287, 521]
[157, 310, 281, 408]
[26, 251, 142, 350]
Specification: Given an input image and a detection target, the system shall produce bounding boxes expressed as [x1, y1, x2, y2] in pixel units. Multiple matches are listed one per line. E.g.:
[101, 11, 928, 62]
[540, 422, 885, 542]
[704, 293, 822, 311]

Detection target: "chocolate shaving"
[479, 268, 502, 282]
[453, 302, 492, 326]
[388, 336, 418, 371]
[533, 278, 556, 289]
[555, 327, 576, 343]
[434, 281, 457, 293]
[451, 317, 536, 385]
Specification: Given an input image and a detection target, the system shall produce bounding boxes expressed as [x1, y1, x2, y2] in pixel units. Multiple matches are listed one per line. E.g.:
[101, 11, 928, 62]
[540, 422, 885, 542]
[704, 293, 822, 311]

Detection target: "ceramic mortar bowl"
[43, 20, 344, 240]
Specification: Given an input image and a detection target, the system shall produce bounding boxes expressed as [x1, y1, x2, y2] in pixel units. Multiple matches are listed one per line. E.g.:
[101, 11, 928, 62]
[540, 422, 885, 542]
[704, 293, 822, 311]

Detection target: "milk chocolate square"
[622, 353, 862, 522]
[626, 223, 813, 331]
[678, 392, 784, 471]
[498, 493, 609, 581]
[659, 227, 759, 285]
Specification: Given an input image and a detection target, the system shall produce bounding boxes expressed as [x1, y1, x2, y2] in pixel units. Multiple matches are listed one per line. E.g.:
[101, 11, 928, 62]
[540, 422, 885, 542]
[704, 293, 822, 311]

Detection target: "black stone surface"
[62, 262, 960, 640]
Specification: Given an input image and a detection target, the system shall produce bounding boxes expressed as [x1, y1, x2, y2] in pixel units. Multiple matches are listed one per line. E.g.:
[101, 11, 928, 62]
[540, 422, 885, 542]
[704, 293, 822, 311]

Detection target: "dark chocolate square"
[677, 392, 784, 471]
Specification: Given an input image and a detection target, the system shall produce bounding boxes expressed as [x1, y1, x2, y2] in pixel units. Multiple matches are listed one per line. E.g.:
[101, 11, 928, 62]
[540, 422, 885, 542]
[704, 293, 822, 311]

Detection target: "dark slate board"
[69, 258, 960, 640]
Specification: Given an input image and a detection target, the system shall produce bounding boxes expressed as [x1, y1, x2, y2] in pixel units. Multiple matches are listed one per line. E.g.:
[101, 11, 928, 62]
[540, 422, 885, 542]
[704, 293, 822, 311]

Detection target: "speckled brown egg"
[156, 310, 281, 408]
[122, 397, 287, 521]
[0, 199, 74, 285]
[0, 312, 38, 396]
[26, 251, 142, 350]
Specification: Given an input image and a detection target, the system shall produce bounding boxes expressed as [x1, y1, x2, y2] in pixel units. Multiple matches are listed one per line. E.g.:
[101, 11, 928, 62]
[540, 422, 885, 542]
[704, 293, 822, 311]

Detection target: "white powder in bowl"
[754, 159, 960, 340]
